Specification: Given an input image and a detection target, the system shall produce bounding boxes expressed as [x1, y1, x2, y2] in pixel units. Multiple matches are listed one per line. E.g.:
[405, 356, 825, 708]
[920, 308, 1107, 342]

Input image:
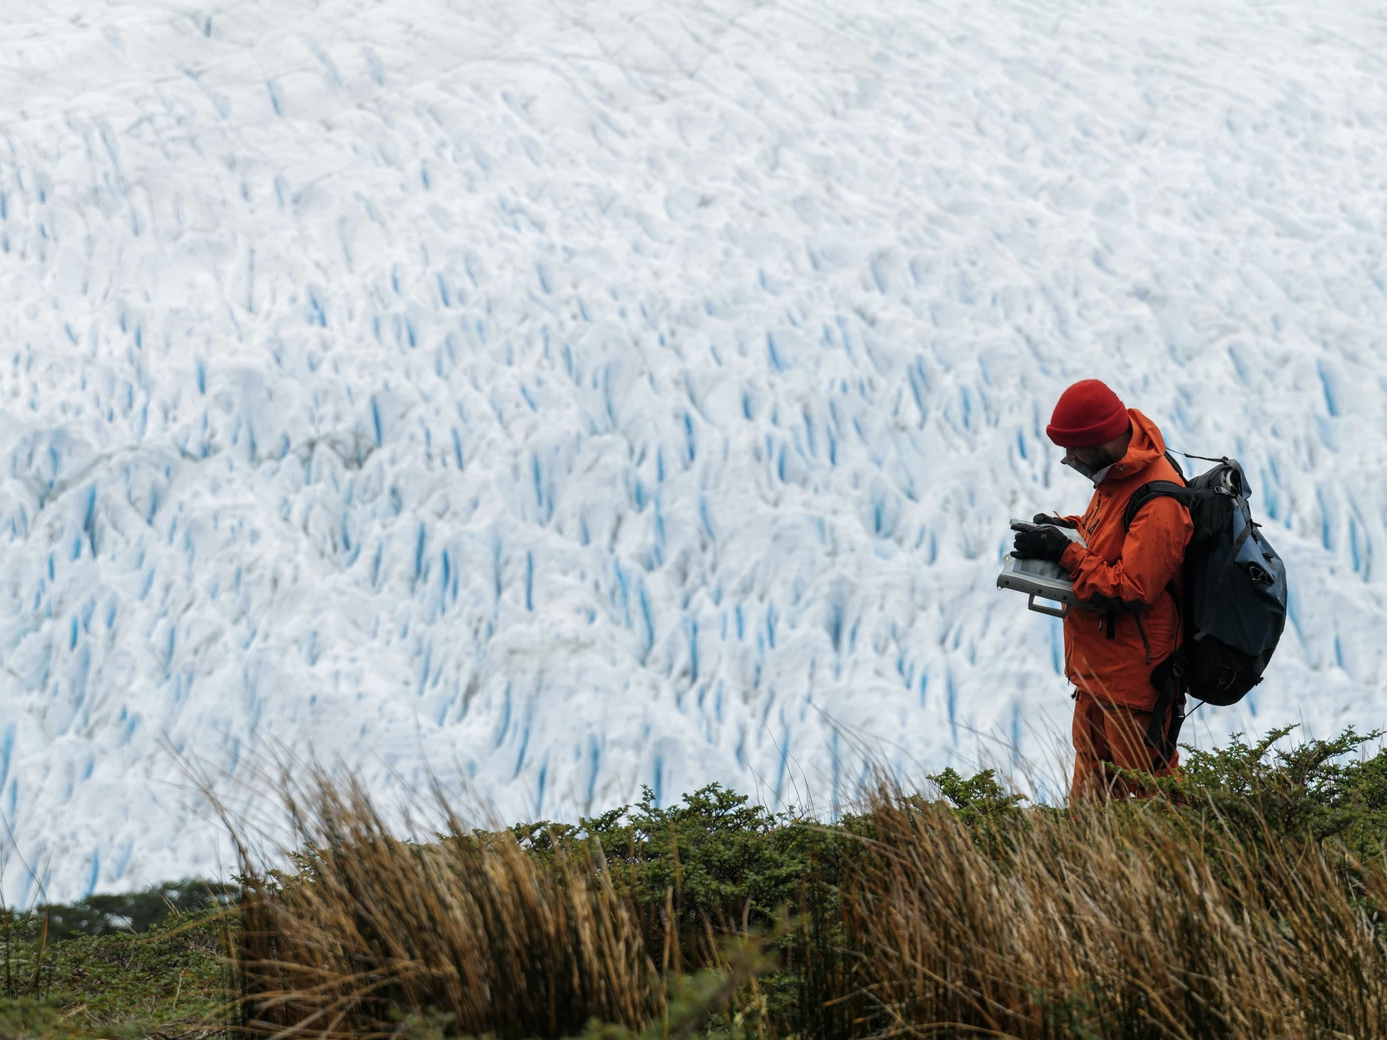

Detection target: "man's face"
[1062, 444, 1120, 479]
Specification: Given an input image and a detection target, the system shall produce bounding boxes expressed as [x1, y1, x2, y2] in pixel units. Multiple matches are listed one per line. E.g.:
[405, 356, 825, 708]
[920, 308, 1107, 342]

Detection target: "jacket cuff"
[1059, 542, 1087, 574]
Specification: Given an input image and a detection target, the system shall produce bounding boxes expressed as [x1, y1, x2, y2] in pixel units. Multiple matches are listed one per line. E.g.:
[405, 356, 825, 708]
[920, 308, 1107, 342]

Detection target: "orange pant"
[1071, 688, 1180, 801]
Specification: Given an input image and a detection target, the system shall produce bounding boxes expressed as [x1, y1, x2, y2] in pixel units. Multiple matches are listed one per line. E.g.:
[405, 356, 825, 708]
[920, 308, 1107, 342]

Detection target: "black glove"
[1012, 523, 1071, 563]
[1032, 512, 1077, 529]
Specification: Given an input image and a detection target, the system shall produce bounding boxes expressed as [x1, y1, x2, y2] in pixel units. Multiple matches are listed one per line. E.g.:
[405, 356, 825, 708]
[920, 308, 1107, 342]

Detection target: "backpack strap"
[1122, 450, 1192, 532]
[1168, 449, 1232, 466]
[1122, 481, 1193, 532]
[1145, 650, 1188, 767]
[1164, 452, 1186, 482]
[1123, 480, 1196, 628]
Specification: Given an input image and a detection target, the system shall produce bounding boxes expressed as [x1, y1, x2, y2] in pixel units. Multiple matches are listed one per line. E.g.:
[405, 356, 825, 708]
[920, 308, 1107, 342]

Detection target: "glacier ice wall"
[2, 0, 1386, 901]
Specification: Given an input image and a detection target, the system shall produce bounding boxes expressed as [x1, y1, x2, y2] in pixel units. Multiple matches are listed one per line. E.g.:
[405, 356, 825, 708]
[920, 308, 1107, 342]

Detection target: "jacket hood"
[1099, 409, 1167, 486]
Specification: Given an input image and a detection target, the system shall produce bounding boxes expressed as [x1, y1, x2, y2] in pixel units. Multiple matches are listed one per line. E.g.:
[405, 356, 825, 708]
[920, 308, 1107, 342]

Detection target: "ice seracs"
[1, 0, 1385, 902]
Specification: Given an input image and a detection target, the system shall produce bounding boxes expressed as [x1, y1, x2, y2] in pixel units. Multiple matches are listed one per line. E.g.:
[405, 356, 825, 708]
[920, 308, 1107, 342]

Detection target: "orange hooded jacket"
[1056, 410, 1194, 711]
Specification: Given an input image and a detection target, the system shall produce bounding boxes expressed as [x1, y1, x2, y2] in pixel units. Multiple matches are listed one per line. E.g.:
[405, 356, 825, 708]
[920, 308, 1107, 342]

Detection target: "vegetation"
[3, 725, 1386, 1038]
[0, 895, 236, 1039]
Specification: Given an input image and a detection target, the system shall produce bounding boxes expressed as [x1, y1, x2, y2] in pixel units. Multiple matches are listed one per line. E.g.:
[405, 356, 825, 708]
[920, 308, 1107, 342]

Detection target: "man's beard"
[1065, 448, 1120, 479]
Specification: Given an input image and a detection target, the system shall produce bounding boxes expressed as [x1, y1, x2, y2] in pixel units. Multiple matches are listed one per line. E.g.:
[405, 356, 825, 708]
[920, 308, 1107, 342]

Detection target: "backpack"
[1121, 454, 1289, 762]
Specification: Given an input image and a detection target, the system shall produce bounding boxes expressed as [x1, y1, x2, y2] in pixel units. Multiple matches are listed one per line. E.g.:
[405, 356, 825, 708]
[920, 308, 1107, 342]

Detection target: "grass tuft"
[234, 773, 664, 1039]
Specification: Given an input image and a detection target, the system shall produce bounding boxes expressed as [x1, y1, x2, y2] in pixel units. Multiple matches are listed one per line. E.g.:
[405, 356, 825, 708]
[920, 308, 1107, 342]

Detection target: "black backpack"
[1122, 454, 1289, 762]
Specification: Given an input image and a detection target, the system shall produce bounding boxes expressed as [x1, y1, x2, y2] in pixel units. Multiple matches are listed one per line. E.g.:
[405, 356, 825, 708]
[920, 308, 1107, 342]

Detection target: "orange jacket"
[1056, 410, 1194, 711]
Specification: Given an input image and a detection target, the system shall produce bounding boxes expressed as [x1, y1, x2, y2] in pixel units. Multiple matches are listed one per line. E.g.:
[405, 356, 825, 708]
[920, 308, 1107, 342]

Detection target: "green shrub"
[0, 907, 235, 1038]
[1168, 724, 1387, 855]
[19, 879, 240, 942]
[514, 785, 833, 960]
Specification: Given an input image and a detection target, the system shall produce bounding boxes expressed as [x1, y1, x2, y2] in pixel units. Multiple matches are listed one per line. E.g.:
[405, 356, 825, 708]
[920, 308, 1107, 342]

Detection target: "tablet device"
[997, 519, 1093, 618]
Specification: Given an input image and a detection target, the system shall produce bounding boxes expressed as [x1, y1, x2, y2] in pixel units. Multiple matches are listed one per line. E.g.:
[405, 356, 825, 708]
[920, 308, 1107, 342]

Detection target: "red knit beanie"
[1046, 380, 1130, 448]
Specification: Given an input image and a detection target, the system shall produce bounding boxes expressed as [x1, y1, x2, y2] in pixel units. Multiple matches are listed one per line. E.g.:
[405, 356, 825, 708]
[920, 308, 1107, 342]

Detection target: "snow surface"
[2, 0, 1387, 902]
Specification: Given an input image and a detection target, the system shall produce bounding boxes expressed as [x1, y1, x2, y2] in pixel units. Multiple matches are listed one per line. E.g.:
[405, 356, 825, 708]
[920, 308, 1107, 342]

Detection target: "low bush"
[6, 879, 241, 943]
[0, 905, 236, 1038]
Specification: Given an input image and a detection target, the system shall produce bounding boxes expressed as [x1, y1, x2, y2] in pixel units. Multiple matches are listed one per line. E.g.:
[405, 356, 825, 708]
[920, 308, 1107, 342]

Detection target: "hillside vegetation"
[4, 726, 1386, 1039]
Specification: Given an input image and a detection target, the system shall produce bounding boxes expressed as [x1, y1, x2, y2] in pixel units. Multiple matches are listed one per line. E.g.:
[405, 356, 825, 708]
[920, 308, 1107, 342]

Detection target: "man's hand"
[1032, 512, 1077, 529]
[1012, 523, 1072, 563]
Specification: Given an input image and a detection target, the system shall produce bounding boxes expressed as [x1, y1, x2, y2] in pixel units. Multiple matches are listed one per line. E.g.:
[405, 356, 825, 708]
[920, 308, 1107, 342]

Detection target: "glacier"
[1, 0, 1386, 903]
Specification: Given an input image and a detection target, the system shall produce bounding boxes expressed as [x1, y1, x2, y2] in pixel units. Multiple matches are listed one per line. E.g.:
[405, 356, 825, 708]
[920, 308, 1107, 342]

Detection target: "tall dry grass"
[839, 791, 1387, 1039]
[230, 764, 1387, 1039]
[233, 774, 664, 1039]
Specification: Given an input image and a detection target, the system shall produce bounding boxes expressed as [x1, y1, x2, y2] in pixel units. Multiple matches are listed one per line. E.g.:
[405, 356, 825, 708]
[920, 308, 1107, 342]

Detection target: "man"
[1013, 379, 1194, 800]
